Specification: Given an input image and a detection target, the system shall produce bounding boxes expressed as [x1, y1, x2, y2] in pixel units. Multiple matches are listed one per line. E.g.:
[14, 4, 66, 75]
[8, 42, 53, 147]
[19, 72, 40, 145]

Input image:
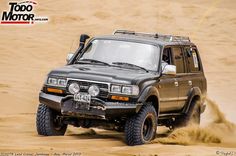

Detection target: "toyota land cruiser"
[36, 30, 207, 146]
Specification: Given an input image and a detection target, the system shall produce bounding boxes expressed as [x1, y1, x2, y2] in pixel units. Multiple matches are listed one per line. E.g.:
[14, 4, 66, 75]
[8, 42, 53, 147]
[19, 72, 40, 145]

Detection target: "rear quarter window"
[185, 47, 201, 72]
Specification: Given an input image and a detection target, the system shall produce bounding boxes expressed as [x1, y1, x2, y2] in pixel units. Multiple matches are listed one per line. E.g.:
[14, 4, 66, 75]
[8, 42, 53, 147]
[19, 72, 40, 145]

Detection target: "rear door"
[172, 46, 191, 109]
[184, 46, 203, 92]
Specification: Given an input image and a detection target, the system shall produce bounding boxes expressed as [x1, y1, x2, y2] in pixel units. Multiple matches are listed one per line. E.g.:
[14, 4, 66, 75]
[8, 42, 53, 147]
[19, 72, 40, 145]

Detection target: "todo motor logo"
[1, 1, 48, 25]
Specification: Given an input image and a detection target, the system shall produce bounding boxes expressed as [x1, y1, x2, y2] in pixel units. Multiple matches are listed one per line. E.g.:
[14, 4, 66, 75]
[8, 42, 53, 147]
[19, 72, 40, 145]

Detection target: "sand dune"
[0, 0, 236, 155]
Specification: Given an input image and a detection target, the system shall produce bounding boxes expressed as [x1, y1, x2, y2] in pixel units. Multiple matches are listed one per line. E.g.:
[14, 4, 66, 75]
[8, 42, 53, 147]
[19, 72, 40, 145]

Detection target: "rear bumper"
[39, 92, 142, 119]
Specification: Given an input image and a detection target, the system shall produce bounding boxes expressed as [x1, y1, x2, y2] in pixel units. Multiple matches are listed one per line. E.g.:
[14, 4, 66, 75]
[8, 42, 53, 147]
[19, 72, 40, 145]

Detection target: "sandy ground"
[0, 0, 236, 155]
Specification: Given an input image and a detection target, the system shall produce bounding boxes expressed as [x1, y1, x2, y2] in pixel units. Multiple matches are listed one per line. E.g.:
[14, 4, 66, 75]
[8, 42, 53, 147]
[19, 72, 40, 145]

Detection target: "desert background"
[0, 0, 236, 155]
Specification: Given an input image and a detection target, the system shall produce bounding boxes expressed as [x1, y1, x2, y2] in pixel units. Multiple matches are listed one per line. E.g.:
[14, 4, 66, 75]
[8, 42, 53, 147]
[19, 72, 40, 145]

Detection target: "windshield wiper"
[76, 59, 110, 66]
[112, 62, 149, 72]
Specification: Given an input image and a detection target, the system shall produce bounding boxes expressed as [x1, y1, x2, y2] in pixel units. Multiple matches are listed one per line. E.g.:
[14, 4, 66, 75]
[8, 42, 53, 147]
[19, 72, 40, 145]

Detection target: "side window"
[172, 47, 185, 73]
[162, 47, 172, 64]
[185, 47, 200, 72]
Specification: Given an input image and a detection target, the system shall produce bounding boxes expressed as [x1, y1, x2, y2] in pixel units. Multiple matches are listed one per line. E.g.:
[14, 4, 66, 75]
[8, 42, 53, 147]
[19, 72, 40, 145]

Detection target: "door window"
[162, 47, 172, 65]
[172, 47, 185, 73]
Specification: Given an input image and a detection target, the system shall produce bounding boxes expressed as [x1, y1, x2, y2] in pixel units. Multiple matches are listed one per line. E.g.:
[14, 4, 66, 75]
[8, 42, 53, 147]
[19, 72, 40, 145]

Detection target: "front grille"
[67, 79, 109, 98]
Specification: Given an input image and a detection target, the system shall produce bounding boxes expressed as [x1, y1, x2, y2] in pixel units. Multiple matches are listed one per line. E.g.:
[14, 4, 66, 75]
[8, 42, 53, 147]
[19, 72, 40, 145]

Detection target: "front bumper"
[39, 92, 142, 119]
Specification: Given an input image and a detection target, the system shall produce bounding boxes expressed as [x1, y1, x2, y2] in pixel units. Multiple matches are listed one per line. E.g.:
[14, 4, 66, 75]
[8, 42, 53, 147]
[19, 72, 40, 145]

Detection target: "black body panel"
[38, 31, 207, 126]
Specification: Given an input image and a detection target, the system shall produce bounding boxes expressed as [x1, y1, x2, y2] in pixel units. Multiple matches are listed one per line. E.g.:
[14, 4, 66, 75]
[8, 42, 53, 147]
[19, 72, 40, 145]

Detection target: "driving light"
[68, 83, 80, 94]
[88, 85, 100, 96]
[47, 77, 67, 87]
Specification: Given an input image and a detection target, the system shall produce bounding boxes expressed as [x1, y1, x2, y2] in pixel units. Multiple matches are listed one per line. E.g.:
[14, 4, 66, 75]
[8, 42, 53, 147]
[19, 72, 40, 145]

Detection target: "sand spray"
[152, 97, 236, 145]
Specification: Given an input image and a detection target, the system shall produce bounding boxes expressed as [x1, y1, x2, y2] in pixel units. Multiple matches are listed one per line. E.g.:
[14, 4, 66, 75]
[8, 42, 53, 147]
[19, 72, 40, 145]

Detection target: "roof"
[94, 30, 195, 47]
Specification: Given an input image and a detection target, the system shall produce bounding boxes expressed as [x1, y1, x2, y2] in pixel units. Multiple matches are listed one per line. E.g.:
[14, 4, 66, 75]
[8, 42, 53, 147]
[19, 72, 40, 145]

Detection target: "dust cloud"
[152, 97, 236, 146]
[66, 127, 97, 136]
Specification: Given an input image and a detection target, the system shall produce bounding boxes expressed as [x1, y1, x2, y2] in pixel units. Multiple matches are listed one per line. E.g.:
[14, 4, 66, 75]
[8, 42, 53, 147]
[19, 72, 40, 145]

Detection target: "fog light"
[68, 83, 80, 94]
[88, 85, 100, 97]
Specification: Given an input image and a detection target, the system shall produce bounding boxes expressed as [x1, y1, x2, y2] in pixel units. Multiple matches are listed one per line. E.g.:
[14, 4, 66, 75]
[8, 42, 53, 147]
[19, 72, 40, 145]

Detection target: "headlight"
[58, 79, 67, 86]
[122, 86, 132, 94]
[48, 78, 57, 85]
[88, 85, 100, 96]
[47, 77, 67, 87]
[68, 83, 80, 94]
[111, 85, 122, 93]
[111, 84, 139, 96]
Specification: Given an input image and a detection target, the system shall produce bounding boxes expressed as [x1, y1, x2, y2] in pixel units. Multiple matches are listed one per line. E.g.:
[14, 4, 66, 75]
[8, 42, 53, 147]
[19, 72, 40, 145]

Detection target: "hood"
[49, 64, 160, 85]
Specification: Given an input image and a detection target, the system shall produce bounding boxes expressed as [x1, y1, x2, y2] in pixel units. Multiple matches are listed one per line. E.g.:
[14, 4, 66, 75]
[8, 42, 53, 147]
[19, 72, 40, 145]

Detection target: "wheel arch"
[182, 87, 202, 114]
[137, 86, 160, 115]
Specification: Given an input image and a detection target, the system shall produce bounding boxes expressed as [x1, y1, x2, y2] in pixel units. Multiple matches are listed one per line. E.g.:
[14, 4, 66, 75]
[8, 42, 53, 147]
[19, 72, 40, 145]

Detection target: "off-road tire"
[125, 104, 157, 146]
[174, 99, 201, 128]
[36, 103, 67, 136]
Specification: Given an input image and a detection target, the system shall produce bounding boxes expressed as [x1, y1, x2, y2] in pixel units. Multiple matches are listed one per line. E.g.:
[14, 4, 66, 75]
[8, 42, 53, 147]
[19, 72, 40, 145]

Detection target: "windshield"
[77, 39, 160, 71]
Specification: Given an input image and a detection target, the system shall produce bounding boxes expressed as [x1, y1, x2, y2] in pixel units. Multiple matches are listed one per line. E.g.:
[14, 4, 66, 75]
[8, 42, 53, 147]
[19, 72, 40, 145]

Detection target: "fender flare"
[182, 87, 202, 114]
[137, 86, 160, 114]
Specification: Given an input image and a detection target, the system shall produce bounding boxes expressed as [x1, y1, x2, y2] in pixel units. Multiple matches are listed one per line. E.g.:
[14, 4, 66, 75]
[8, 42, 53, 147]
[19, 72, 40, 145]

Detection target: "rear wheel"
[189, 102, 201, 124]
[125, 104, 157, 146]
[36, 103, 67, 136]
[174, 99, 201, 128]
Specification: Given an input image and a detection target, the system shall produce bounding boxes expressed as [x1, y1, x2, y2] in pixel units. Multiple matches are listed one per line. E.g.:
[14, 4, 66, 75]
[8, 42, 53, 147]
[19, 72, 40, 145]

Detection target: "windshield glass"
[78, 39, 160, 71]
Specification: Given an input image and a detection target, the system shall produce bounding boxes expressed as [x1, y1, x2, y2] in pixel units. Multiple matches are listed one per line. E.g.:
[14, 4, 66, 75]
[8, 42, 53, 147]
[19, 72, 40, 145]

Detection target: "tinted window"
[162, 47, 172, 64]
[185, 47, 200, 72]
[172, 47, 185, 73]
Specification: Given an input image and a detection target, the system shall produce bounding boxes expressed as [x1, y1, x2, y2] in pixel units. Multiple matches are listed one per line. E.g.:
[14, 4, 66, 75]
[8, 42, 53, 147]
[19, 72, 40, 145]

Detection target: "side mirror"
[162, 64, 176, 75]
[66, 53, 74, 63]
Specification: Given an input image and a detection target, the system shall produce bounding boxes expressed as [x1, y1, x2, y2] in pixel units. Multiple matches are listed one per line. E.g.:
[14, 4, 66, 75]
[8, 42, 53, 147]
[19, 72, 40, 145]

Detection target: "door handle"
[174, 81, 178, 87]
[188, 80, 192, 86]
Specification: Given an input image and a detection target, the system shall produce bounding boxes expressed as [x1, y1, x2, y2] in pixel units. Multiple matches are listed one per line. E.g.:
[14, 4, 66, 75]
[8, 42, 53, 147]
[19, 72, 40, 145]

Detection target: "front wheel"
[125, 104, 157, 146]
[36, 103, 67, 136]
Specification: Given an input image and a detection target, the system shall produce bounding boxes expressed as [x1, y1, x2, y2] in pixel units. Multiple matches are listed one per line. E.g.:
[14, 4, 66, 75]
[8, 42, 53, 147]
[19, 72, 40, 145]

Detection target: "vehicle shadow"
[66, 128, 125, 142]
[66, 127, 172, 144]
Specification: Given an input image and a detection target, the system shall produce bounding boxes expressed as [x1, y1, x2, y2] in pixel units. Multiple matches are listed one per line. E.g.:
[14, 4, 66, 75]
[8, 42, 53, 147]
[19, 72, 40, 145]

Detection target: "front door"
[159, 47, 179, 112]
[159, 75, 179, 112]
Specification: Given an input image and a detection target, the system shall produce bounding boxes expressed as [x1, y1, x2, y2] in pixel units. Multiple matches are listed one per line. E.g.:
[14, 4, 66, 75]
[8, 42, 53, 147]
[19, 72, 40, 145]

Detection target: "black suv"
[36, 30, 207, 146]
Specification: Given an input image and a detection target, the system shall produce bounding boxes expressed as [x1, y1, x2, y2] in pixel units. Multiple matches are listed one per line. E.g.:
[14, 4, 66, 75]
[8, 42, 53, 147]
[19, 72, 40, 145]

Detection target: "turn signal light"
[111, 95, 129, 101]
[47, 88, 63, 94]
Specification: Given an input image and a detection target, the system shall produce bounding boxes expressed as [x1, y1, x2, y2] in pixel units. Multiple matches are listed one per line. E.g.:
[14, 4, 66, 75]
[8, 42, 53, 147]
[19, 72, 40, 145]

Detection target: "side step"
[158, 113, 184, 127]
[158, 113, 183, 120]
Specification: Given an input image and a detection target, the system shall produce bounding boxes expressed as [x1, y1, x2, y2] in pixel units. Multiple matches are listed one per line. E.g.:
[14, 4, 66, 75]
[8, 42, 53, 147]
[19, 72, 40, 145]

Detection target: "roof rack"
[113, 30, 191, 42]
